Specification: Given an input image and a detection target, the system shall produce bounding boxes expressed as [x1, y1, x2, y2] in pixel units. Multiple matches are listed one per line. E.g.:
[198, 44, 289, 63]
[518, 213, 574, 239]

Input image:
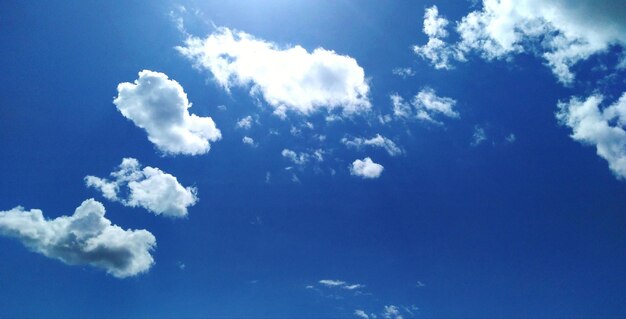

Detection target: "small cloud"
[282, 149, 309, 165]
[350, 157, 384, 179]
[236, 115, 254, 129]
[342, 134, 403, 156]
[392, 67, 416, 78]
[242, 136, 257, 147]
[471, 125, 487, 146]
[505, 133, 516, 143]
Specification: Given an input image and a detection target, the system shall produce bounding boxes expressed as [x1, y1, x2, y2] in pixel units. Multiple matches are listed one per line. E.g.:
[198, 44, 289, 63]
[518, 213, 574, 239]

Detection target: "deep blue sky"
[1, 1, 625, 318]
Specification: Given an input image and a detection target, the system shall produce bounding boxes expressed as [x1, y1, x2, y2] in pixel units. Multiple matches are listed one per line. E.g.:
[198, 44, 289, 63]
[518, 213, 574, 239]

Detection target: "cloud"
[318, 279, 365, 290]
[350, 157, 384, 179]
[0, 199, 156, 278]
[114, 70, 221, 155]
[392, 67, 416, 78]
[414, 1, 626, 84]
[471, 125, 487, 146]
[176, 27, 371, 117]
[391, 88, 459, 124]
[354, 310, 373, 319]
[342, 134, 403, 156]
[382, 305, 403, 319]
[85, 158, 198, 218]
[282, 149, 310, 166]
[413, 6, 463, 70]
[505, 133, 517, 143]
[242, 136, 257, 147]
[236, 115, 254, 129]
[556, 92, 626, 179]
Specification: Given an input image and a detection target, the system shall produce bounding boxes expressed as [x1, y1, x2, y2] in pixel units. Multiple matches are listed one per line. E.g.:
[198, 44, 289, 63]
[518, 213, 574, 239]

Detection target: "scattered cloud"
[557, 92, 626, 179]
[382, 305, 403, 319]
[114, 70, 221, 155]
[318, 279, 364, 290]
[354, 309, 375, 319]
[0, 199, 156, 278]
[392, 67, 416, 78]
[505, 133, 517, 143]
[85, 158, 198, 218]
[242, 136, 257, 147]
[413, 6, 463, 70]
[236, 115, 254, 129]
[342, 134, 403, 156]
[350, 157, 384, 179]
[282, 149, 309, 166]
[414, 1, 626, 84]
[471, 125, 487, 146]
[177, 26, 371, 118]
[391, 88, 459, 124]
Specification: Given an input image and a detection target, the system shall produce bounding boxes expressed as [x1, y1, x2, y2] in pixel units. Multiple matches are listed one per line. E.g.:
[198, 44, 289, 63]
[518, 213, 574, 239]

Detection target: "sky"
[0, 0, 625, 318]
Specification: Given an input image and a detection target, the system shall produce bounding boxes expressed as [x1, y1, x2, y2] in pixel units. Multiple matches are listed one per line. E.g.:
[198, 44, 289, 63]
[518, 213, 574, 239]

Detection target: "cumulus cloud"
[414, 1, 626, 84]
[0, 199, 156, 278]
[114, 70, 221, 155]
[85, 158, 198, 218]
[342, 134, 403, 156]
[382, 305, 403, 319]
[350, 157, 384, 179]
[282, 149, 309, 166]
[391, 88, 459, 124]
[354, 310, 373, 319]
[236, 115, 254, 129]
[413, 6, 463, 70]
[242, 136, 257, 147]
[556, 92, 626, 179]
[176, 27, 371, 117]
[392, 67, 416, 78]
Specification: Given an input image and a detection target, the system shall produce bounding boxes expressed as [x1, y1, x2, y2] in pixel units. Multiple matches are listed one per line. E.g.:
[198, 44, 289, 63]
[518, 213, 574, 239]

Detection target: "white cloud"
[382, 305, 403, 319]
[505, 133, 517, 143]
[354, 310, 371, 319]
[242, 136, 257, 147]
[556, 92, 626, 179]
[350, 157, 384, 179]
[0, 199, 156, 278]
[342, 134, 403, 156]
[471, 125, 487, 146]
[114, 70, 221, 155]
[236, 115, 254, 129]
[392, 89, 458, 124]
[176, 27, 371, 117]
[281, 149, 309, 165]
[413, 6, 463, 70]
[392, 67, 416, 78]
[318, 279, 365, 291]
[415, 1, 626, 84]
[85, 158, 198, 218]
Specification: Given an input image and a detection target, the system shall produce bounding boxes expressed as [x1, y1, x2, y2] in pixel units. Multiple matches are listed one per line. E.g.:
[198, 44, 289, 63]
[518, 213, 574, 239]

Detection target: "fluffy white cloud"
[242, 136, 257, 147]
[414, 1, 626, 84]
[0, 199, 156, 278]
[342, 134, 403, 156]
[354, 310, 372, 319]
[350, 157, 384, 179]
[282, 149, 309, 166]
[85, 158, 197, 218]
[413, 6, 463, 70]
[392, 67, 416, 78]
[382, 305, 403, 319]
[236, 115, 254, 129]
[391, 89, 459, 124]
[176, 27, 371, 117]
[556, 92, 626, 179]
[114, 70, 221, 155]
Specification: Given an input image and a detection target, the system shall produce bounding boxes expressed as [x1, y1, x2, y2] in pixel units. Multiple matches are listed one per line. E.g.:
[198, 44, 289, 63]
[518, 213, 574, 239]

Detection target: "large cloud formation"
[114, 70, 221, 155]
[85, 158, 198, 218]
[176, 27, 371, 118]
[557, 92, 626, 179]
[0, 199, 156, 278]
[415, 1, 626, 84]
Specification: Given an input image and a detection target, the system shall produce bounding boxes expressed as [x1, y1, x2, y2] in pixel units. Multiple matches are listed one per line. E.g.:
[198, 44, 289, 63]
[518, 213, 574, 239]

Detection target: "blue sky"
[1, 0, 625, 318]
